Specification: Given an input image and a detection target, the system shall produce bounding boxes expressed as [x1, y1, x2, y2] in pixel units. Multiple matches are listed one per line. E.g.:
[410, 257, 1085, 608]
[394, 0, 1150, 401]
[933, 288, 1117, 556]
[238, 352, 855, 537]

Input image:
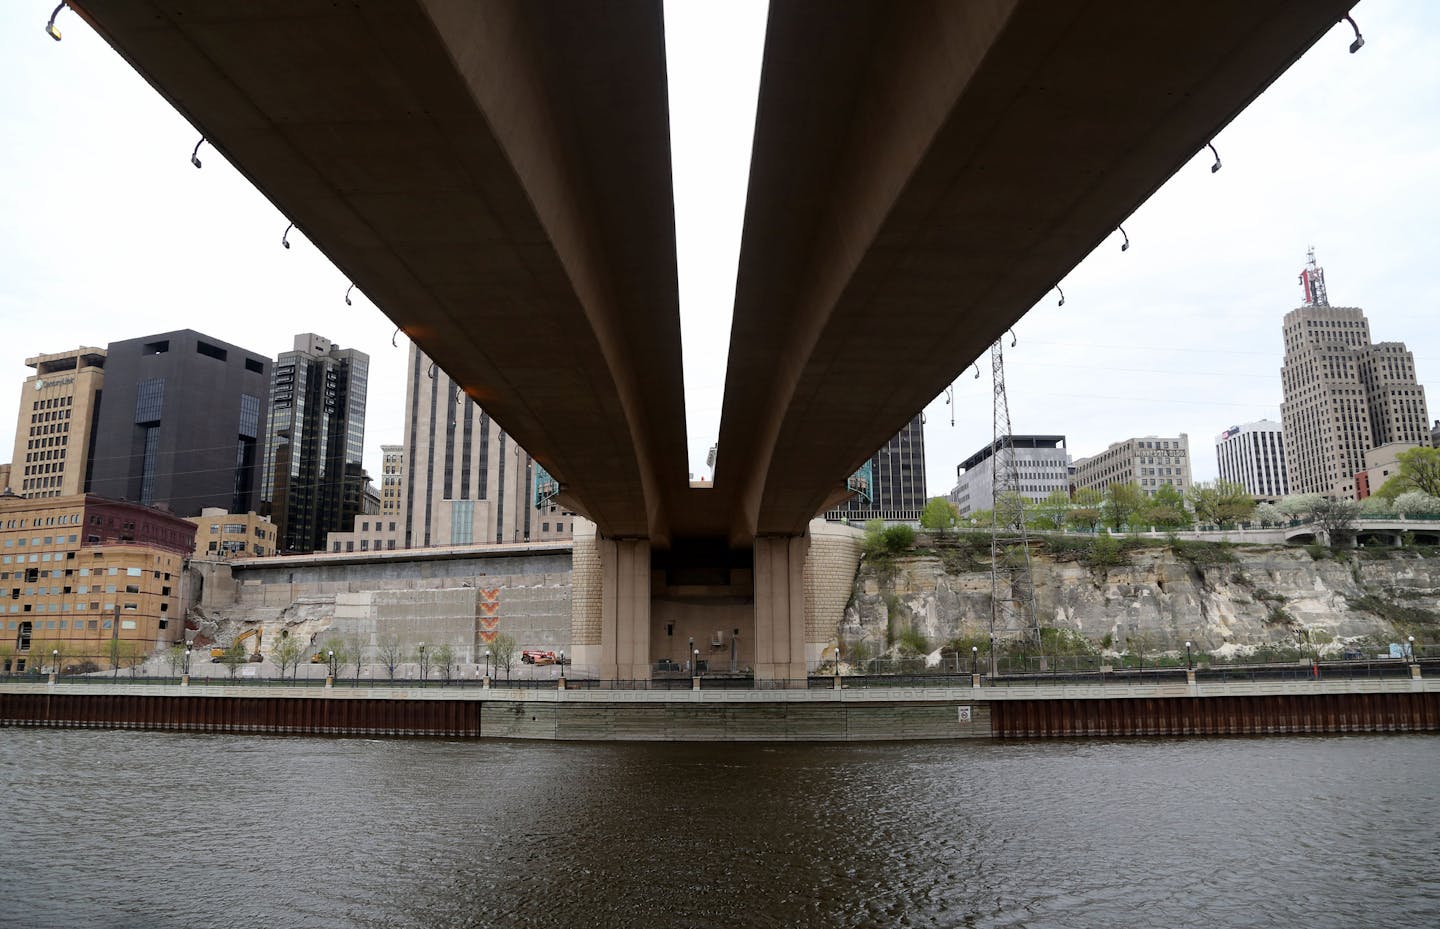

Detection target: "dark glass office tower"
[88, 330, 271, 517]
[838, 412, 928, 518]
[262, 334, 369, 553]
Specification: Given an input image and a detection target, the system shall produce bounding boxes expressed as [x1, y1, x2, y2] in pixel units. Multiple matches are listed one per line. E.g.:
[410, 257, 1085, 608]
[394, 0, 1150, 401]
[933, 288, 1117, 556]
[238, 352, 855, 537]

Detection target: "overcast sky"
[1, 2, 1436, 502]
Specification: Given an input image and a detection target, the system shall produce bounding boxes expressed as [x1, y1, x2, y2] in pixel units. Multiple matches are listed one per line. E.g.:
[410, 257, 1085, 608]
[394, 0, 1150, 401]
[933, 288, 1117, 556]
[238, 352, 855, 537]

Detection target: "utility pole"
[988, 335, 1040, 677]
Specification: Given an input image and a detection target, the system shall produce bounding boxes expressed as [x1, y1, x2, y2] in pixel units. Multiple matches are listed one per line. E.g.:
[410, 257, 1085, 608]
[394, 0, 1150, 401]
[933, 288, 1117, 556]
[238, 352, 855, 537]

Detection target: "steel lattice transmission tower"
[987, 336, 1040, 675]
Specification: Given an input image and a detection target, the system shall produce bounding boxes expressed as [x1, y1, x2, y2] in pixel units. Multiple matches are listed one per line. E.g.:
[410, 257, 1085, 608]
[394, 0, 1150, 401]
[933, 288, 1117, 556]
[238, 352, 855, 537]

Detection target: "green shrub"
[1085, 532, 1126, 568]
[882, 524, 916, 553]
[895, 627, 932, 656]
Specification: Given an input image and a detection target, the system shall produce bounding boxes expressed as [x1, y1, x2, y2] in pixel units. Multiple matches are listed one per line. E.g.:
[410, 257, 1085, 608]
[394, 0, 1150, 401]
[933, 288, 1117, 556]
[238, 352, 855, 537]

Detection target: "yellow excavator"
[210, 627, 263, 662]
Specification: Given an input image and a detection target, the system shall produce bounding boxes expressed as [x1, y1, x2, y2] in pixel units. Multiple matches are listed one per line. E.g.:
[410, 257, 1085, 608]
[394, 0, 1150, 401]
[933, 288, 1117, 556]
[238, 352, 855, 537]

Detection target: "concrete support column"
[599, 536, 652, 681]
[753, 534, 809, 682]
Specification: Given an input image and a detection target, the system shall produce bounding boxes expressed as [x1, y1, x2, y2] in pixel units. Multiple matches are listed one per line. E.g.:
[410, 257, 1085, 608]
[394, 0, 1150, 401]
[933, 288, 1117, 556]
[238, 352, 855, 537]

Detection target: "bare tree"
[491, 634, 517, 681]
[272, 633, 305, 681]
[345, 633, 369, 684]
[376, 634, 404, 681]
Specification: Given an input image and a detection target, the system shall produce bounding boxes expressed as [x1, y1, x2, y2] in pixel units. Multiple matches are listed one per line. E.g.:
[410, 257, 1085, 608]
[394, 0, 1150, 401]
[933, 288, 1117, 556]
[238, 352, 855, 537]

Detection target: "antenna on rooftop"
[1299, 247, 1329, 307]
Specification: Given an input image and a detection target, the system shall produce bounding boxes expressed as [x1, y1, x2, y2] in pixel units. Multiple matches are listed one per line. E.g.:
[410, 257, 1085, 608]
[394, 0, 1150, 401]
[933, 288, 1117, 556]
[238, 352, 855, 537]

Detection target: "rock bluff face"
[844, 542, 1440, 656]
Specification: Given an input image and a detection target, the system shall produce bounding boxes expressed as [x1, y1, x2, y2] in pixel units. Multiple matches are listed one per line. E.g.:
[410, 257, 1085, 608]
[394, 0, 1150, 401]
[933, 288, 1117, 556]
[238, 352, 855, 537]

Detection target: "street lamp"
[688, 636, 694, 674]
[327, 649, 336, 681]
[1408, 635, 1416, 662]
[1185, 641, 1192, 671]
[559, 650, 566, 677]
[484, 648, 491, 680]
[184, 647, 191, 676]
[418, 641, 426, 680]
[52, 648, 58, 676]
[971, 646, 978, 676]
[694, 648, 701, 678]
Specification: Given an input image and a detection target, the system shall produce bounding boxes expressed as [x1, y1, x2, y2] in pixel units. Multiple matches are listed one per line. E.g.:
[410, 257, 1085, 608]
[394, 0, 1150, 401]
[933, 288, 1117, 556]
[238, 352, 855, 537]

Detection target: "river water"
[0, 730, 1435, 929]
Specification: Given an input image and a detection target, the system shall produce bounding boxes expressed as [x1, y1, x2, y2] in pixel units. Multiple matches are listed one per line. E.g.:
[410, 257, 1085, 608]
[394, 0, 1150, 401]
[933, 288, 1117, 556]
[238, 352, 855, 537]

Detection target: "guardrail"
[4, 657, 1428, 691]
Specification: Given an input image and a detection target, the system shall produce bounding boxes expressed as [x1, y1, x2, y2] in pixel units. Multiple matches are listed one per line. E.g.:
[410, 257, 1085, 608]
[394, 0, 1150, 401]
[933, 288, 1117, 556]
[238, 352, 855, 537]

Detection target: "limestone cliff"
[843, 539, 1440, 657]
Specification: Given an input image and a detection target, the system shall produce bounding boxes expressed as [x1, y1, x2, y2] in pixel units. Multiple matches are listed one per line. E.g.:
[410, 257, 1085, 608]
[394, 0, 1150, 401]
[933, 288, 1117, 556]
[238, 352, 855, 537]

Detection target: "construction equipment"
[211, 627, 263, 662]
[521, 649, 558, 666]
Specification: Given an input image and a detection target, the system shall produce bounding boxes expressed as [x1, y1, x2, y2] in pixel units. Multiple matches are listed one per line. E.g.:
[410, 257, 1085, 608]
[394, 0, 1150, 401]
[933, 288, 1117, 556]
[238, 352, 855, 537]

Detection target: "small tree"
[120, 640, 149, 678]
[1394, 491, 1440, 517]
[1390, 446, 1440, 498]
[164, 643, 187, 679]
[413, 644, 431, 681]
[920, 497, 957, 533]
[220, 640, 248, 680]
[0, 642, 14, 677]
[1144, 484, 1192, 530]
[319, 636, 351, 681]
[345, 633, 369, 684]
[376, 634, 404, 681]
[43, 636, 68, 674]
[1278, 493, 1325, 520]
[271, 633, 305, 681]
[1066, 488, 1104, 532]
[432, 643, 456, 684]
[1188, 480, 1254, 527]
[1103, 482, 1145, 531]
[1312, 498, 1360, 547]
[105, 635, 125, 679]
[1253, 502, 1284, 526]
[1031, 489, 1072, 531]
[491, 633, 517, 681]
[1358, 495, 1392, 517]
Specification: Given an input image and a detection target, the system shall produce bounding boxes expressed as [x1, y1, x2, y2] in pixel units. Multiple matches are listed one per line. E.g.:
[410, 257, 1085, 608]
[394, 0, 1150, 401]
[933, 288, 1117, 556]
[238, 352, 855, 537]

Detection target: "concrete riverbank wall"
[3, 680, 1435, 741]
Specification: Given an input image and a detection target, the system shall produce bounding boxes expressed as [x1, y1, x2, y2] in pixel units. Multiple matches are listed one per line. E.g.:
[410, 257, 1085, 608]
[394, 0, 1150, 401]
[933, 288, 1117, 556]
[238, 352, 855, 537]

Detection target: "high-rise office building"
[88, 330, 270, 517]
[261, 334, 369, 553]
[1280, 254, 1430, 499]
[949, 435, 1069, 516]
[835, 413, 928, 518]
[9, 347, 106, 499]
[1073, 434, 1192, 496]
[1215, 420, 1289, 503]
[401, 345, 571, 549]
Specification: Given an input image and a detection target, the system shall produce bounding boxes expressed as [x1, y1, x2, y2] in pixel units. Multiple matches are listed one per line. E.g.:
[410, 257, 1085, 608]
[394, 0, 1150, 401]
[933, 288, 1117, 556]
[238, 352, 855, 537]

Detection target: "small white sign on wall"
[957, 705, 972, 723]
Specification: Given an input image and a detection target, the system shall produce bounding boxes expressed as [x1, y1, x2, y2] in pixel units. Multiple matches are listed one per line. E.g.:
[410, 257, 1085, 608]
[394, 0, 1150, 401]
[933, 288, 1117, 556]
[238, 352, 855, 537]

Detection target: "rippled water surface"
[1, 731, 1436, 929]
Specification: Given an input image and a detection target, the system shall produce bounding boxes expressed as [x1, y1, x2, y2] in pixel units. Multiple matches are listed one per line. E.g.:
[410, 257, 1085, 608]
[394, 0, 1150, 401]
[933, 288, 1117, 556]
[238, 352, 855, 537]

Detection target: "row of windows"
[1, 515, 80, 529]
[31, 395, 74, 411]
[7, 603, 144, 614]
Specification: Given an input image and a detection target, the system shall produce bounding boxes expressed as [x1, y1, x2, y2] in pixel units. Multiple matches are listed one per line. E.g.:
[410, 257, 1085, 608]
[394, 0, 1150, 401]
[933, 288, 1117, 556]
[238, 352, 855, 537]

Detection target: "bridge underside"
[73, 0, 1355, 680]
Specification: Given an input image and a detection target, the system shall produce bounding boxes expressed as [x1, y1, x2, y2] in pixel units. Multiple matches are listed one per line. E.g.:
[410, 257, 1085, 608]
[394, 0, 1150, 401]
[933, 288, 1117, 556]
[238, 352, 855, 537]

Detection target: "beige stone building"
[329, 346, 574, 554]
[1280, 305, 1430, 499]
[9, 347, 106, 499]
[379, 444, 403, 515]
[186, 507, 278, 560]
[1, 491, 194, 671]
[1072, 435, 1192, 496]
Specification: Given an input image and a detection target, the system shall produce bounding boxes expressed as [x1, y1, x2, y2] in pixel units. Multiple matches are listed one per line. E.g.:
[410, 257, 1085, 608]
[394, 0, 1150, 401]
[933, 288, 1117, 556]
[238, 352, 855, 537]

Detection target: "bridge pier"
[753, 535, 810, 683]
[597, 537, 653, 682]
[572, 520, 859, 682]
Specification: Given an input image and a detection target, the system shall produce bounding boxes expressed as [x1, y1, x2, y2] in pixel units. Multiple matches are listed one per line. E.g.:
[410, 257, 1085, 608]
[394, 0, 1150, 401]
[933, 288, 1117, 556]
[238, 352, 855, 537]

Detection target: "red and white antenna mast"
[1298, 246, 1329, 307]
